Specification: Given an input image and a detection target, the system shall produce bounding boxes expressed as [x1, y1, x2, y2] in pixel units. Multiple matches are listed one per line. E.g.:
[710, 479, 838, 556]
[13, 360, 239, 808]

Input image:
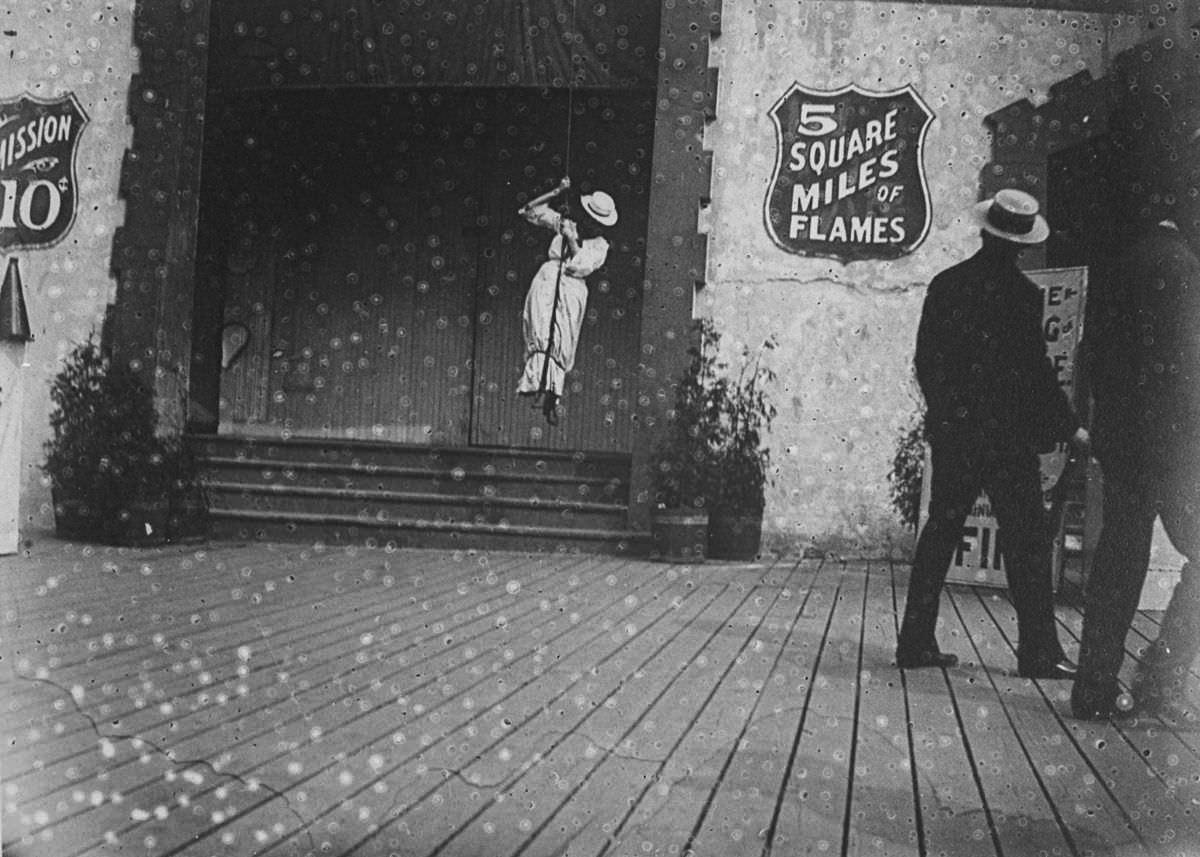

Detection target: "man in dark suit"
[1071, 201, 1200, 722]
[898, 189, 1089, 678]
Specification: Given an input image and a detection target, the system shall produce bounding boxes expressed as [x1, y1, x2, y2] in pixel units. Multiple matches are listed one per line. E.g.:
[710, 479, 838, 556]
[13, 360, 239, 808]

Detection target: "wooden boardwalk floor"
[2, 540, 1198, 857]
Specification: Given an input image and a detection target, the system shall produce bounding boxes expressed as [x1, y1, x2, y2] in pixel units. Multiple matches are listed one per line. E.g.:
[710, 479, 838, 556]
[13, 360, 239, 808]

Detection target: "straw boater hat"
[973, 189, 1049, 244]
[581, 190, 618, 227]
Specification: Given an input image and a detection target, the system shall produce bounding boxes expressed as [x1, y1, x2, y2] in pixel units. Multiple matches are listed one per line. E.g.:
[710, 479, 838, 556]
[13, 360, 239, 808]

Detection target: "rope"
[563, 0, 577, 179]
[536, 0, 578, 410]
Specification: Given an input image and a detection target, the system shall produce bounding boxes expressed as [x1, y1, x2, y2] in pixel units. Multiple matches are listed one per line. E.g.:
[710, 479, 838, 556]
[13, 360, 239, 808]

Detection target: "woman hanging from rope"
[516, 176, 618, 425]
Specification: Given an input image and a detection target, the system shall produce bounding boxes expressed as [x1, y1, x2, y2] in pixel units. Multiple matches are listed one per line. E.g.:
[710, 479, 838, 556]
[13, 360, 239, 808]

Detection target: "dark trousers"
[898, 441, 1063, 661]
[1076, 466, 1200, 697]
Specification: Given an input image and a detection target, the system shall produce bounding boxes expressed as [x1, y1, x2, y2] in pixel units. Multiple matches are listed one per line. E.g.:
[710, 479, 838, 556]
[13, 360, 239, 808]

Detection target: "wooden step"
[204, 482, 630, 530]
[188, 433, 646, 555]
[208, 509, 648, 554]
[197, 456, 628, 504]
[190, 434, 630, 479]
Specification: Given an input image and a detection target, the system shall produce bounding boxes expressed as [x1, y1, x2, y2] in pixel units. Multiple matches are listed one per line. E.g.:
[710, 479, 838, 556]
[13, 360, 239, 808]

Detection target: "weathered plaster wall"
[1, 2, 136, 535]
[705, 2, 1182, 556]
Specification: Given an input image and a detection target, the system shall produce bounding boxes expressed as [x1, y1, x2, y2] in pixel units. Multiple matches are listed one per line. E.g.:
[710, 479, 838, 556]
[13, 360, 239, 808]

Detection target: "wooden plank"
[939, 587, 1076, 856]
[3, 549, 538, 783]
[2, 541, 440, 641]
[5, 546, 1200, 857]
[3, 552, 627, 855]
[544, 559, 813, 857]
[893, 586, 997, 857]
[422, 561, 772, 854]
[1, 543, 372, 744]
[14, 553, 629, 853]
[844, 564, 919, 857]
[113, 554, 686, 849]
[4, 551, 561, 805]
[959, 588, 1155, 856]
[3, 547, 533, 849]
[230, 564, 744, 849]
[767, 562, 872, 854]
[541, 558, 837, 857]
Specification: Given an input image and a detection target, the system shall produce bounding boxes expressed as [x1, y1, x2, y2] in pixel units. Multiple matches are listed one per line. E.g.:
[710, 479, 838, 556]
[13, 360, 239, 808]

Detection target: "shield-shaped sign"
[0, 92, 89, 252]
[764, 83, 934, 263]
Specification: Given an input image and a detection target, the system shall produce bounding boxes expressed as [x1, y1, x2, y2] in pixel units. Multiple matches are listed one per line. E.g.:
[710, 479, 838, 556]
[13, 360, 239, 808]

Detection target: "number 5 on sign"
[796, 103, 838, 136]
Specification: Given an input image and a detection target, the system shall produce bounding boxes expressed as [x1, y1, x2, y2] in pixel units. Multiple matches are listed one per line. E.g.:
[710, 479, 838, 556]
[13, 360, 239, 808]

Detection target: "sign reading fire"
[0, 92, 89, 252]
[764, 83, 934, 263]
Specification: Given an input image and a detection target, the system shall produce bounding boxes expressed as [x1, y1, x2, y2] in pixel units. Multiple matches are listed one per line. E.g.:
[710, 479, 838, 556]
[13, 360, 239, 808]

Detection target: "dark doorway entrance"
[197, 87, 652, 453]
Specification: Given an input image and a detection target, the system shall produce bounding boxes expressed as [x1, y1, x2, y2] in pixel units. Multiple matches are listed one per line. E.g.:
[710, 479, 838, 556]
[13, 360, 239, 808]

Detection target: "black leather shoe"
[1018, 656, 1078, 680]
[1071, 682, 1121, 720]
[896, 649, 959, 669]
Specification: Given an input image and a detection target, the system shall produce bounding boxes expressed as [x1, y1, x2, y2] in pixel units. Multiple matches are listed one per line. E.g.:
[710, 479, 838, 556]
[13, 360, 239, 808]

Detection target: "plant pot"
[707, 509, 764, 561]
[51, 489, 106, 542]
[652, 509, 709, 563]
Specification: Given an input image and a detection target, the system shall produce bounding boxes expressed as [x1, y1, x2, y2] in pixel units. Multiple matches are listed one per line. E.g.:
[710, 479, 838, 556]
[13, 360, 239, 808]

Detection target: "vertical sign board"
[764, 83, 934, 263]
[0, 92, 89, 553]
[0, 93, 88, 251]
[918, 267, 1088, 588]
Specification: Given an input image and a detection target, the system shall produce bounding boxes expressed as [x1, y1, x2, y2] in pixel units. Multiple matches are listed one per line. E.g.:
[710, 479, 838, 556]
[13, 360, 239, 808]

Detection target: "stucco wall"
[2, 1, 136, 536]
[703, 1, 1183, 556]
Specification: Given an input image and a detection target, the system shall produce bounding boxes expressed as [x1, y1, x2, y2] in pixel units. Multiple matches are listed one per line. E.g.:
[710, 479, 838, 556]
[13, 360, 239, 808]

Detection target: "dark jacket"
[916, 244, 1078, 451]
[1085, 223, 1200, 480]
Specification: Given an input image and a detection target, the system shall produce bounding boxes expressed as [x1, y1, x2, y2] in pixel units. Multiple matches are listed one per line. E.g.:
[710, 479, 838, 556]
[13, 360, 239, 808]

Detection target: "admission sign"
[0, 92, 89, 252]
[764, 83, 934, 263]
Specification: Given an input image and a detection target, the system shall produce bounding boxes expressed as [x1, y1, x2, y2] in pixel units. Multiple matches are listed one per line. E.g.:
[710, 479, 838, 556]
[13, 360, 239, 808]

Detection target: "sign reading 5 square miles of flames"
[0, 92, 89, 252]
[765, 83, 934, 263]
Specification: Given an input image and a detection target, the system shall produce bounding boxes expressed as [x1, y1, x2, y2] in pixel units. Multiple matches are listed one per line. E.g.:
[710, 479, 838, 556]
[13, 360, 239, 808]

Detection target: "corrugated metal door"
[214, 90, 484, 444]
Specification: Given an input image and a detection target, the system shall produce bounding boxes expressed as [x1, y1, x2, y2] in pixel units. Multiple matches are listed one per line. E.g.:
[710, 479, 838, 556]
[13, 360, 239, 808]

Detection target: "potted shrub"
[648, 319, 724, 562]
[708, 334, 777, 560]
[888, 410, 927, 534]
[43, 336, 199, 546]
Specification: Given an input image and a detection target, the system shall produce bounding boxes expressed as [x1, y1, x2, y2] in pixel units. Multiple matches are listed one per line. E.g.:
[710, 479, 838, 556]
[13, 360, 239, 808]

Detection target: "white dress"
[517, 204, 610, 398]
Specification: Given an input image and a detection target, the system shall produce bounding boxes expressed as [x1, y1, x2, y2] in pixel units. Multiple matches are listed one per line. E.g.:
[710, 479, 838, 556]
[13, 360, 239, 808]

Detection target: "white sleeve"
[522, 203, 562, 232]
[564, 236, 609, 278]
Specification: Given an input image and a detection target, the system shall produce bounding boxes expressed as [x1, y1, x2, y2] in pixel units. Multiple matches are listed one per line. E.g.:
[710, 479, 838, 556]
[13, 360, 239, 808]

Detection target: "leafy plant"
[888, 411, 927, 532]
[710, 334, 777, 518]
[43, 336, 175, 540]
[649, 319, 778, 518]
[649, 319, 725, 511]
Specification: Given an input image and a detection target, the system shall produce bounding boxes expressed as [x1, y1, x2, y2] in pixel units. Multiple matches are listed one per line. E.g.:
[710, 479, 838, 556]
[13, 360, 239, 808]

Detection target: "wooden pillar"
[628, 0, 721, 533]
[109, 0, 211, 431]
